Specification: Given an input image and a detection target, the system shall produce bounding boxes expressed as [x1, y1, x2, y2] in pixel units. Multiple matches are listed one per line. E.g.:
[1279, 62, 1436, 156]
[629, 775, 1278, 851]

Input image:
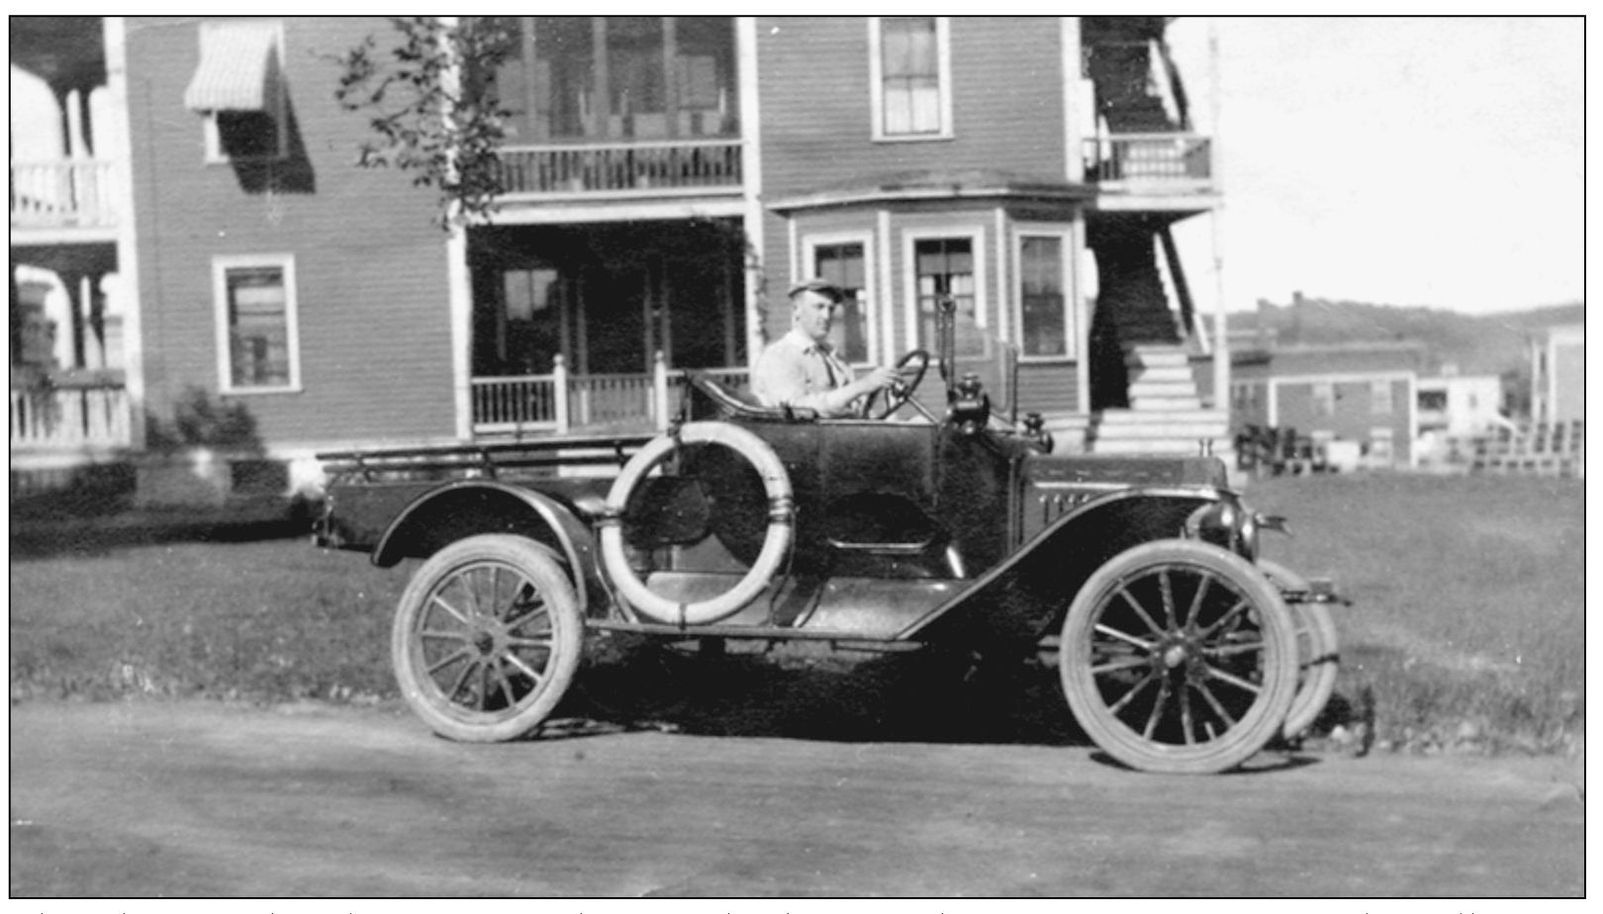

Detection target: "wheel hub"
[473, 629, 497, 655]
[1162, 643, 1189, 669]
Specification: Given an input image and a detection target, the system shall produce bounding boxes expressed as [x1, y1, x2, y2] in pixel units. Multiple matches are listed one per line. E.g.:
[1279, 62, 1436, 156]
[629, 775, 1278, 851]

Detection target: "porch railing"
[10, 159, 120, 229]
[497, 139, 744, 197]
[11, 384, 131, 451]
[471, 353, 751, 436]
[1082, 133, 1212, 183]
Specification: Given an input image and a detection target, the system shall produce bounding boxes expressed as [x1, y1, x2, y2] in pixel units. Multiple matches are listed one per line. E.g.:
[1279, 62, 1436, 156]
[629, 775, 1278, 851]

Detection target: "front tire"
[1058, 540, 1299, 773]
[392, 534, 583, 742]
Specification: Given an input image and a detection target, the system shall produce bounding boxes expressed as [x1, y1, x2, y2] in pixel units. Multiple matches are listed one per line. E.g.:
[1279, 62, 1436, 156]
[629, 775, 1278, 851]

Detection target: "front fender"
[898, 486, 1222, 646]
[373, 480, 608, 616]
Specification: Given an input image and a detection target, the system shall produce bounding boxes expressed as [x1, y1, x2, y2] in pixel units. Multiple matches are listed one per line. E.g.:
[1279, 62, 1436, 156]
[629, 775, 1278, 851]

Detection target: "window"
[869, 17, 952, 140]
[489, 17, 739, 143]
[497, 268, 562, 374]
[1370, 379, 1394, 415]
[913, 237, 981, 356]
[1017, 234, 1072, 359]
[811, 242, 872, 365]
[1311, 381, 1335, 418]
[207, 108, 286, 162]
[214, 256, 299, 393]
[188, 20, 288, 163]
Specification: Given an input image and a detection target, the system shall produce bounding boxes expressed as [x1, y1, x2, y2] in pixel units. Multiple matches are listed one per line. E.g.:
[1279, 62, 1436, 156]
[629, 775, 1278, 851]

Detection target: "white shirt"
[750, 328, 857, 417]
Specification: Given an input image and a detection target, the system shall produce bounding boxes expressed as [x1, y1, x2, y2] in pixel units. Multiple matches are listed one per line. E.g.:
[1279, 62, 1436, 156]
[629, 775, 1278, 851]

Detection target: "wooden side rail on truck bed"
[317, 433, 653, 484]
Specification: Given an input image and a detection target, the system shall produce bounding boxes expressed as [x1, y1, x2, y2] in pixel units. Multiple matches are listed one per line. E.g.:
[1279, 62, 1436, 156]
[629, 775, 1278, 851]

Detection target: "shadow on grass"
[9, 506, 313, 561]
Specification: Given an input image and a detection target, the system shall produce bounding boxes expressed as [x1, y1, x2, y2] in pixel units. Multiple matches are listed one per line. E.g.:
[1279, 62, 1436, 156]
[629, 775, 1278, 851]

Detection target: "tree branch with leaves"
[331, 16, 517, 228]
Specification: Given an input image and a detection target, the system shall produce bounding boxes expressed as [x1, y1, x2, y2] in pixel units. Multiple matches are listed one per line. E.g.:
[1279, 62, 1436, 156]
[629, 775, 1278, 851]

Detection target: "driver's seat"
[684, 372, 818, 423]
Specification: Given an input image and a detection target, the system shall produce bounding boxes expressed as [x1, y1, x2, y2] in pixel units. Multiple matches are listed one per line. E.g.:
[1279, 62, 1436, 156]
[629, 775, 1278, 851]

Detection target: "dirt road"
[8, 699, 1582, 897]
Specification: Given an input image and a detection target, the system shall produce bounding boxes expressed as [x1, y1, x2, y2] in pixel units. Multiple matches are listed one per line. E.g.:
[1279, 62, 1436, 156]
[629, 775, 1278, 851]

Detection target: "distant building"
[1529, 323, 1583, 425]
[1415, 368, 1505, 438]
[1230, 341, 1424, 467]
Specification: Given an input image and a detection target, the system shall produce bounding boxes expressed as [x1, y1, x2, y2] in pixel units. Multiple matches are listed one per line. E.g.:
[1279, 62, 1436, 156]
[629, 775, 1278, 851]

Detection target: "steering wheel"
[861, 349, 931, 420]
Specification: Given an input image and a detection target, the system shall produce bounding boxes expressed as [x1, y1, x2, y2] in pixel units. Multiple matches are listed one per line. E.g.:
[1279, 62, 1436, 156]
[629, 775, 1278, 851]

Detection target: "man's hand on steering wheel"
[859, 349, 931, 420]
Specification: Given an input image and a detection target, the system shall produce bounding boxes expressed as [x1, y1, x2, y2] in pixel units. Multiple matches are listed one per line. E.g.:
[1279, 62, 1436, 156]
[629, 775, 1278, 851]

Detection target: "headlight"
[1239, 510, 1260, 560]
[1185, 498, 1258, 560]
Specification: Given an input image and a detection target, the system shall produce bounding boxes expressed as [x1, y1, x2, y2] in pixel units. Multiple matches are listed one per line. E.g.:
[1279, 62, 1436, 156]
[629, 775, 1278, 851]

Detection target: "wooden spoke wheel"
[392, 535, 582, 742]
[1058, 540, 1299, 774]
[1259, 559, 1341, 740]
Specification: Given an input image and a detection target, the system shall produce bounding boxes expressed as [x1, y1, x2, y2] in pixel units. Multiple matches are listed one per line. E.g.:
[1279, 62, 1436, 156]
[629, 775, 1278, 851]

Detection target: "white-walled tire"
[598, 422, 792, 625]
[1058, 540, 1299, 774]
[392, 535, 582, 742]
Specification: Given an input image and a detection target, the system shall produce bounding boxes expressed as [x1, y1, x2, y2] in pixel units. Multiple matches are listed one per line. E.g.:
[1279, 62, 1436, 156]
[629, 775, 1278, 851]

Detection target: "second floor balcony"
[481, 16, 744, 201]
[11, 159, 122, 241]
[1082, 133, 1213, 190]
[497, 138, 743, 198]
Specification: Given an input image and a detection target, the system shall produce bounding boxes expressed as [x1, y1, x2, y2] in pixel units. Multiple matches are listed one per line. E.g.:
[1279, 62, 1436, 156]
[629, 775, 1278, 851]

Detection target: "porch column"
[448, 227, 473, 440]
[440, 16, 474, 440]
[79, 272, 99, 369]
[662, 17, 679, 138]
[736, 16, 764, 368]
[591, 18, 610, 138]
[104, 16, 144, 447]
[1073, 210, 1091, 415]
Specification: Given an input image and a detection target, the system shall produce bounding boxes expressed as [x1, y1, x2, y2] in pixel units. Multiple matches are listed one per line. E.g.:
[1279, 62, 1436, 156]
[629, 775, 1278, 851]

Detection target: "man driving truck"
[750, 278, 904, 418]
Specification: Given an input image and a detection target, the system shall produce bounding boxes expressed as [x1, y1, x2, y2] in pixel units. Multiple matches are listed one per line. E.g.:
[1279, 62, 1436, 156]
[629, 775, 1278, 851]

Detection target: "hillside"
[1231, 297, 1584, 378]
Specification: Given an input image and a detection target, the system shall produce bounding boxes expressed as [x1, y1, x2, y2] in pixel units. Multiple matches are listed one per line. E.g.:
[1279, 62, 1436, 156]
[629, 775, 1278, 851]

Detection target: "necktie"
[817, 345, 845, 388]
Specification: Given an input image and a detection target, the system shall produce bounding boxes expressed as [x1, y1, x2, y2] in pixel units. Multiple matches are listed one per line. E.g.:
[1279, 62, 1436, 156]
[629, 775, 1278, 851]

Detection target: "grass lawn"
[1244, 472, 1584, 755]
[9, 471, 1584, 756]
[10, 537, 405, 704]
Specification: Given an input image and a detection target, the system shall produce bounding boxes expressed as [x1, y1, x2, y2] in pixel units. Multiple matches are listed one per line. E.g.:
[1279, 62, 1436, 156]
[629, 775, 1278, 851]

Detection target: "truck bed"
[316, 433, 651, 552]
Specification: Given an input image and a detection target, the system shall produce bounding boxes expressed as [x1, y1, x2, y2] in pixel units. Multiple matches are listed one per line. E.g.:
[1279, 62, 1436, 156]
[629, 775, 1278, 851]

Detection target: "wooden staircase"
[1088, 344, 1230, 458]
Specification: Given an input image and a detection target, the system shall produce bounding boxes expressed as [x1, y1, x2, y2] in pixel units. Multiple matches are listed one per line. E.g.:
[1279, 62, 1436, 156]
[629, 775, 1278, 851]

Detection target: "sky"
[1162, 16, 1583, 315]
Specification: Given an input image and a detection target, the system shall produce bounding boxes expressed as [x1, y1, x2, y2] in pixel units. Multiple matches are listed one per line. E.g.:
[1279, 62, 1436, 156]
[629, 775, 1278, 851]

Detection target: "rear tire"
[392, 534, 583, 742]
[1058, 540, 1299, 774]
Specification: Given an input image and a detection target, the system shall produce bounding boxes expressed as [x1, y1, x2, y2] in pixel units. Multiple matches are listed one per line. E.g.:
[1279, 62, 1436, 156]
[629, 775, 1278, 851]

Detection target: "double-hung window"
[808, 239, 873, 366]
[1370, 379, 1395, 415]
[1015, 232, 1077, 360]
[913, 237, 982, 356]
[1311, 381, 1336, 418]
[869, 17, 952, 141]
[214, 255, 300, 393]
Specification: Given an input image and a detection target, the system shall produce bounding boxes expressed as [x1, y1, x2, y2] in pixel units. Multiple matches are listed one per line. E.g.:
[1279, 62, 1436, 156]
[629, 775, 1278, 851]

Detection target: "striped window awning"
[183, 20, 281, 113]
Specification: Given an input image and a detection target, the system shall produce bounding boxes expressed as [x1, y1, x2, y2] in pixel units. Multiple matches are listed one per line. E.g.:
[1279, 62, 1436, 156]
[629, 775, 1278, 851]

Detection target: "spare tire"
[598, 422, 793, 625]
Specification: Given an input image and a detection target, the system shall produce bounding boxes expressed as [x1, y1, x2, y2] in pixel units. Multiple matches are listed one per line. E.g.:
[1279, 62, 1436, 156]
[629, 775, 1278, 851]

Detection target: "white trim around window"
[213, 253, 302, 394]
[901, 225, 987, 352]
[801, 230, 879, 367]
[868, 16, 954, 142]
[1012, 222, 1078, 362]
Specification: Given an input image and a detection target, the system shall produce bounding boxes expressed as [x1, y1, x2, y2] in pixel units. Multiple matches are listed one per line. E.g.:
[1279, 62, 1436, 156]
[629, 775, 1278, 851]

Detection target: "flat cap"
[787, 277, 846, 301]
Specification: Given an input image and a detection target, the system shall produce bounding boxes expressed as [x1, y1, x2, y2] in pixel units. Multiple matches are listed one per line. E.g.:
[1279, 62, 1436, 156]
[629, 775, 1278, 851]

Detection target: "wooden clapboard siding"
[127, 17, 456, 447]
[1017, 362, 1078, 414]
[754, 17, 1069, 352]
[755, 16, 1067, 199]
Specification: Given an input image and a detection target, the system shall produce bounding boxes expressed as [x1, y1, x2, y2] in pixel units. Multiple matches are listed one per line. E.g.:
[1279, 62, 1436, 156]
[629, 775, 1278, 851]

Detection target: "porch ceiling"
[11, 17, 106, 89]
[768, 169, 1092, 214]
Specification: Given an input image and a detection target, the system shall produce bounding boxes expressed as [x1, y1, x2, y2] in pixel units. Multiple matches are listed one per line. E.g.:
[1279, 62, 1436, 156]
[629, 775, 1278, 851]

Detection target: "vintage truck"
[315, 305, 1341, 774]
